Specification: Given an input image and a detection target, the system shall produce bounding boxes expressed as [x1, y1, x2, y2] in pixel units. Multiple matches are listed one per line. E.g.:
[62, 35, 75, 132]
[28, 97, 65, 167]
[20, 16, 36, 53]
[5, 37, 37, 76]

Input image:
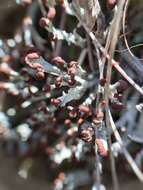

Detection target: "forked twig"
[89, 32, 143, 96]
[109, 110, 143, 183]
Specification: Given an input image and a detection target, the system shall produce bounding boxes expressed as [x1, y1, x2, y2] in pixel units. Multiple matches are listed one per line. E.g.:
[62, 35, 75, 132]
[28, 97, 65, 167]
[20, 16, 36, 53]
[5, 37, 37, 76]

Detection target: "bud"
[39, 17, 50, 28]
[106, 0, 117, 10]
[51, 98, 61, 106]
[52, 56, 66, 66]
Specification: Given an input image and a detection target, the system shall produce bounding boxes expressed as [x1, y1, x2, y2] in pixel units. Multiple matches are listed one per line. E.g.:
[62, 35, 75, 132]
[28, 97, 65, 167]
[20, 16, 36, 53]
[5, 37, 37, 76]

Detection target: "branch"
[109, 110, 143, 183]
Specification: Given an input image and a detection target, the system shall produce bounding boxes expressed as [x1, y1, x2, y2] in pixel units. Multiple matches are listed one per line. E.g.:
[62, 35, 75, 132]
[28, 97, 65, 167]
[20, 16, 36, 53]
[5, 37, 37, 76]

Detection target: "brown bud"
[27, 52, 40, 60]
[68, 78, 76, 86]
[93, 118, 102, 125]
[36, 71, 45, 80]
[52, 56, 66, 66]
[69, 109, 77, 118]
[116, 80, 128, 93]
[30, 63, 43, 70]
[101, 100, 106, 107]
[95, 139, 108, 157]
[77, 117, 84, 125]
[68, 67, 76, 77]
[106, 0, 117, 9]
[68, 61, 78, 68]
[55, 76, 63, 87]
[100, 78, 106, 86]
[51, 98, 61, 106]
[111, 102, 124, 110]
[67, 127, 77, 136]
[114, 93, 123, 101]
[39, 17, 50, 28]
[64, 119, 71, 126]
[79, 105, 91, 114]
[42, 84, 51, 92]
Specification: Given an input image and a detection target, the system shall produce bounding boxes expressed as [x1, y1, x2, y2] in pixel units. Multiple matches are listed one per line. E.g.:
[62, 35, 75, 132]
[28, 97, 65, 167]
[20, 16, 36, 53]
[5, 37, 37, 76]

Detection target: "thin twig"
[86, 33, 95, 72]
[108, 110, 143, 182]
[54, 10, 66, 56]
[78, 48, 87, 65]
[104, 1, 127, 189]
[89, 32, 143, 95]
[93, 125, 101, 190]
[122, 0, 133, 55]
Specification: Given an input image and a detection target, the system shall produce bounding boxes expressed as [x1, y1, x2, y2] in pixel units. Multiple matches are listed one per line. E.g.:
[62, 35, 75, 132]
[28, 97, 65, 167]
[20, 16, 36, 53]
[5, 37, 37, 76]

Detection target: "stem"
[104, 1, 127, 189]
[54, 10, 66, 56]
[109, 110, 143, 182]
[86, 33, 95, 72]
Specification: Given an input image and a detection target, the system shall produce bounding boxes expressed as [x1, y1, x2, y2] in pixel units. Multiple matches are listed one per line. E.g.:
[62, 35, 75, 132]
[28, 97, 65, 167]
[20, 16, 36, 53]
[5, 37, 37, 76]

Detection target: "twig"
[86, 33, 95, 72]
[108, 110, 143, 183]
[77, 48, 87, 66]
[104, 1, 127, 189]
[93, 123, 101, 190]
[54, 10, 66, 56]
[122, 0, 133, 57]
[38, 0, 47, 17]
[100, 27, 112, 79]
[89, 32, 143, 96]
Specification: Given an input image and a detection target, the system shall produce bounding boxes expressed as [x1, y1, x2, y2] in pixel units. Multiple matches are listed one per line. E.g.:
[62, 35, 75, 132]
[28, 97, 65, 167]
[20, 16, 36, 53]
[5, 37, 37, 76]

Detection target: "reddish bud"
[69, 109, 77, 118]
[111, 102, 124, 110]
[68, 61, 78, 68]
[79, 105, 91, 114]
[101, 100, 106, 107]
[39, 17, 50, 28]
[64, 119, 71, 126]
[77, 118, 84, 125]
[68, 78, 76, 86]
[31, 63, 43, 69]
[68, 67, 76, 77]
[27, 52, 40, 60]
[52, 56, 65, 66]
[51, 98, 61, 106]
[114, 93, 123, 101]
[42, 84, 51, 92]
[55, 76, 63, 87]
[93, 118, 102, 125]
[100, 78, 106, 86]
[95, 139, 108, 157]
[47, 7, 56, 20]
[36, 71, 45, 80]
[116, 80, 128, 93]
[106, 0, 117, 9]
